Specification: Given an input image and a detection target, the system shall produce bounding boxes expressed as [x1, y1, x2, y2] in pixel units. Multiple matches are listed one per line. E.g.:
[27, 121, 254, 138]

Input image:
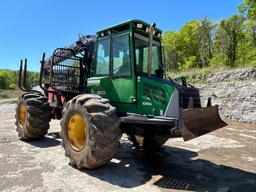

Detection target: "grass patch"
[166, 66, 231, 84]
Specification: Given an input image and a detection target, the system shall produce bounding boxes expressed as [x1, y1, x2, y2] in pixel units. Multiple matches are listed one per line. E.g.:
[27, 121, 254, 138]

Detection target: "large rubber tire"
[60, 94, 121, 169]
[128, 134, 169, 151]
[15, 93, 51, 140]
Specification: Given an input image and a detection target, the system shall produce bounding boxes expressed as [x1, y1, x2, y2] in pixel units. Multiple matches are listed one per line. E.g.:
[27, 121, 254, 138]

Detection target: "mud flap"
[180, 105, 227, 141]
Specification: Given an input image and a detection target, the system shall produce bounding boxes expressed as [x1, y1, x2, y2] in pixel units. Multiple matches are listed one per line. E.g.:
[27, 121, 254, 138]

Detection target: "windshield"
[134, 33, 162, 75]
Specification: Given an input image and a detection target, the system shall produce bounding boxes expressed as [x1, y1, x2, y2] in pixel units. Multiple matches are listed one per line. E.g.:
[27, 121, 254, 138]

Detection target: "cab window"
[112, 34, 131, 76]
[95, 38, 110, 75]
[134, 33, 161, 75]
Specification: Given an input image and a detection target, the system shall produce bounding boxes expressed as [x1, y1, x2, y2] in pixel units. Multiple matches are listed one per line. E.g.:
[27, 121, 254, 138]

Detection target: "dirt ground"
[0, 103, 255, 192]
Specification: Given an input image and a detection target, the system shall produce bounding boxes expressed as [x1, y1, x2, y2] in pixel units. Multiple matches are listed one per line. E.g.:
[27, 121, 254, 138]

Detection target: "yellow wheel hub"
[18, 104, 27, 127]
[67, 114, 87, 151]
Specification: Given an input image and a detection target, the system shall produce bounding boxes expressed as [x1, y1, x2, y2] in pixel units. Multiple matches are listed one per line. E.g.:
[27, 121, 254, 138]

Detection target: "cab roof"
[96, 19, 162, 38]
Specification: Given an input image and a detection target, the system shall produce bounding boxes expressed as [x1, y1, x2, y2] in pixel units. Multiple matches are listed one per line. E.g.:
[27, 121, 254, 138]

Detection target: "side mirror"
[155, 67, 164, 78]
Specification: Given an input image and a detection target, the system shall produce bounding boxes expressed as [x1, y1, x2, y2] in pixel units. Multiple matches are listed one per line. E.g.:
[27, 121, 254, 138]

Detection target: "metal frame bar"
[23, 59, 30, 91]
[18, 60, 27, 92]
[39, 53, 50, 94]
[18, 59, 42, 94]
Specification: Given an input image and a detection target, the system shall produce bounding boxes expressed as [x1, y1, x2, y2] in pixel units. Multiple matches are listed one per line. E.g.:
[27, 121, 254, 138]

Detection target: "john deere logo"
[142, 102, 152, 106]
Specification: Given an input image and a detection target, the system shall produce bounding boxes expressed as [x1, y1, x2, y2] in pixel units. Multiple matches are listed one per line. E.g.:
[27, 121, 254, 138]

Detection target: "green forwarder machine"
[16, 20, 227, 169]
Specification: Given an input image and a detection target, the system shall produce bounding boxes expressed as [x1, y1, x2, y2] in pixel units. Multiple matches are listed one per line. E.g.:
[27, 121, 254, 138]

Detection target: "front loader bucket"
[180, 106, 227, 141]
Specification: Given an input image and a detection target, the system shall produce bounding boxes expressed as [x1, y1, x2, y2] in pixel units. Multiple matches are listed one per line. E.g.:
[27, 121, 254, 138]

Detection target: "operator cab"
[93, 20, 163, 78]
[88, 20, 168, 115]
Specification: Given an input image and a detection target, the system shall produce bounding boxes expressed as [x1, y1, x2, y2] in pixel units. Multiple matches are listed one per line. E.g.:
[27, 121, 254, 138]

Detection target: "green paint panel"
[137, 76, 175, 116]
[110, 77, 135, 103]
[87, 76, 137, 113]
[88, 75, 175, 116]
[87, 76, 110, 96]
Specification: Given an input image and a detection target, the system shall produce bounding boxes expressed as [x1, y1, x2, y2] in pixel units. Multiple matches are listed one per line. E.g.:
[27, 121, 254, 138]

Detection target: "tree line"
[0, 70, 39, 90]
[162, 0, 256, 71]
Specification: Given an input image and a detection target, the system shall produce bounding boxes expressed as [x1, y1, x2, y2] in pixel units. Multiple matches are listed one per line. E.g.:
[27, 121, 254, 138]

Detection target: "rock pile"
[205, 67, 256, 83]
[196, 67, 256, 124]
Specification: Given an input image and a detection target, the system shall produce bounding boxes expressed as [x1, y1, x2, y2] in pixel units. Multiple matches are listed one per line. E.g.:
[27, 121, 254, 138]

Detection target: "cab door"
[90, 33, 136, 113]
[109, 33, 136, 113]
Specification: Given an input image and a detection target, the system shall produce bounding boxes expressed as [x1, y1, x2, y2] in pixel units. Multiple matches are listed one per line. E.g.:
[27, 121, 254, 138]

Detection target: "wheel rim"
[67, 114, 87, 151]
[18, 104, 27, 127]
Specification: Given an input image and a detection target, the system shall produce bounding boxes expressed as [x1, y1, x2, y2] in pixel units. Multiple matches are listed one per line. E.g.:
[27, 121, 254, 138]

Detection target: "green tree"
[162, 31, 182, 70]
[196, 17, 216, 67]
[246, 20, 256, 46]
[239, 0, 256, 46]
[179, 20, 200, 65]
[239, 0, 256, 20]
[237, 20, 256, 66]
[0, 75, 7, 89]
[163, 20, 201, 70]
[213, 23, 230, 66]
[213, 15, 245, 67]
